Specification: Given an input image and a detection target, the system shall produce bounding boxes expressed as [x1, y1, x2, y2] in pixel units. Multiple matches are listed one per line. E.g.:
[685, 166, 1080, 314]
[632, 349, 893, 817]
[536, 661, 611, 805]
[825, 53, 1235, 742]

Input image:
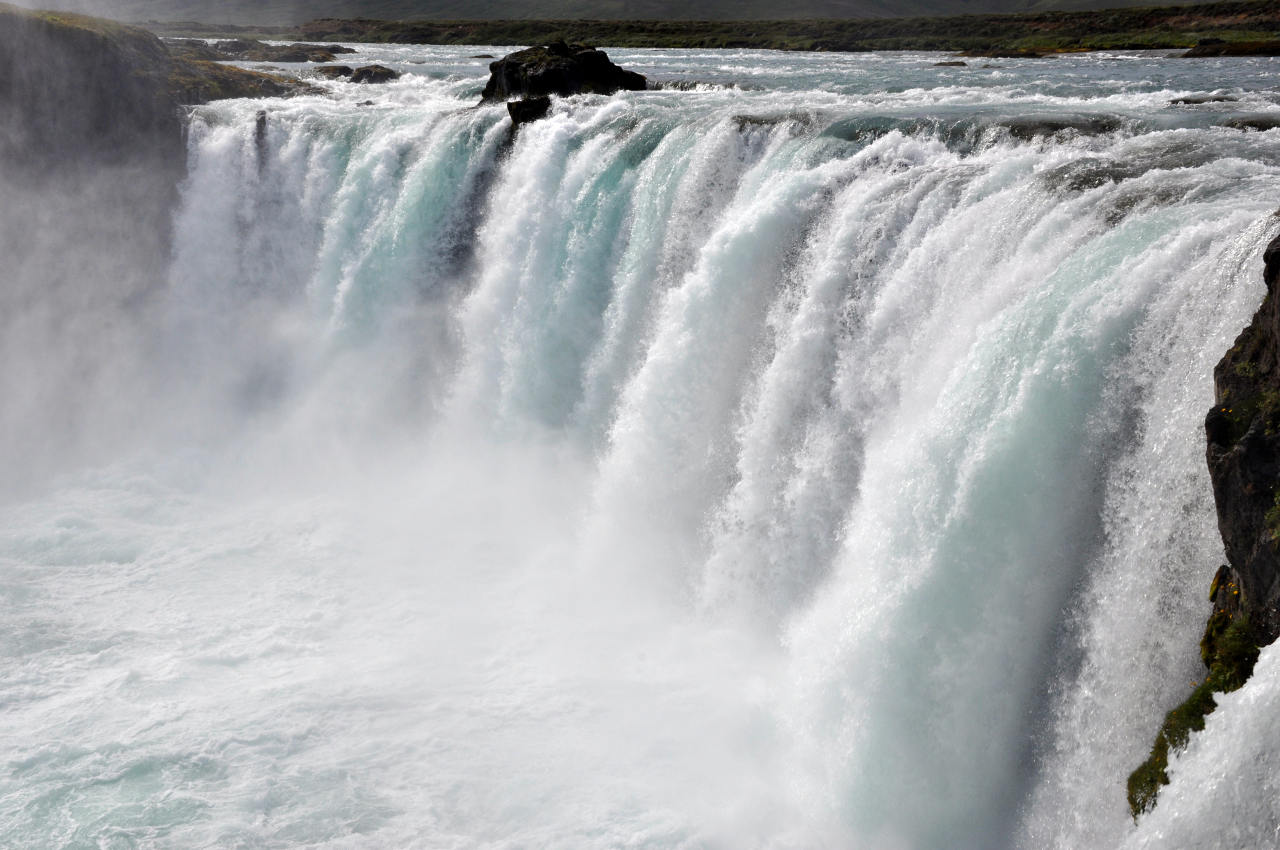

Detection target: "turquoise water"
[4, 46, 1280, 848]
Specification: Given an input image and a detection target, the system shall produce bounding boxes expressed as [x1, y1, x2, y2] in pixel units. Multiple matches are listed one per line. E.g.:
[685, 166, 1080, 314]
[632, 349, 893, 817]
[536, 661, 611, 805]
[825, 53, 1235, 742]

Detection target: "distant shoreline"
[141, 0, 1280, 54]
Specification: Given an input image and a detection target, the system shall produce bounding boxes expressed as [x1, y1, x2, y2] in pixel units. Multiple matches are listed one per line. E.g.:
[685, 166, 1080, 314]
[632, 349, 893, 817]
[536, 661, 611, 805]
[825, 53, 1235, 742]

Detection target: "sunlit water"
[4, 46, 1280, 849]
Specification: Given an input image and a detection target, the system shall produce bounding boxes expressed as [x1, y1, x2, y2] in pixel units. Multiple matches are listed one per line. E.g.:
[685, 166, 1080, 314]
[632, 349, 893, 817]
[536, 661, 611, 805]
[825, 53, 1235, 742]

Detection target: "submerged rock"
[507, 96, 551, 126]
[480, 41, 645, 103]
[1001, 115, 1123, 140]
[1170, 93, 1239, 105]
[350, 64, 400, 84]
[1224, 115, 1280, 132]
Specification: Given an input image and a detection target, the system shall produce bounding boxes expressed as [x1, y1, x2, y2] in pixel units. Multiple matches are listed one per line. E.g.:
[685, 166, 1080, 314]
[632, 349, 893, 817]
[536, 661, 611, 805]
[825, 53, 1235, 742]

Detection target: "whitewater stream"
[4, 45, 1280, 848]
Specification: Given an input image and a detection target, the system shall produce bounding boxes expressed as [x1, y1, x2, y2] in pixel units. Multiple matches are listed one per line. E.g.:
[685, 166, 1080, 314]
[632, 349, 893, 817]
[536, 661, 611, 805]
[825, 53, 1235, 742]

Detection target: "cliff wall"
[1128, 225, 1280, 817]
[1206, 228, 1280, 643]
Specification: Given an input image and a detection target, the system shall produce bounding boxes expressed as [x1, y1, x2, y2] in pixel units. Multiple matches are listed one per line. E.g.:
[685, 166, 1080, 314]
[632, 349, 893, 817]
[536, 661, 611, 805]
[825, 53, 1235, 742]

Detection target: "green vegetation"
[1128, 613, 1261, 819]
[166, 59, 306, 103]
[1265, 489, 1280, 541]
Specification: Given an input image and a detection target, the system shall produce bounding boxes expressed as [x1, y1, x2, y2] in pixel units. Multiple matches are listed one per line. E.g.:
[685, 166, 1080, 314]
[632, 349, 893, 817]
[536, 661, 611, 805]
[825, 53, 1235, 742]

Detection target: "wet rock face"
[1206, 226, 1280, 644]
[1184, 39, 1280, 57]
[1128, 225, 1280, 819]
[507, 96, 551, 126]
[480, 41, 645, 103]
[208, 39, 352, 63]
[316, 65, 354, 79]
[0, 6, 182, 177]
[350, 64, 400, 84]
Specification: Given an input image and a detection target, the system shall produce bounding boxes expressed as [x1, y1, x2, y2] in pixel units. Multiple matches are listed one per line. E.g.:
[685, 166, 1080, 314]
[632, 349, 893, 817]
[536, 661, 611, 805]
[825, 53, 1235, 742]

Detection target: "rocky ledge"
[167, 37, 359, 65]
[1127, 224, 1280, 818]
[316, 64, 401, 84]
[480, 41, 645, 104]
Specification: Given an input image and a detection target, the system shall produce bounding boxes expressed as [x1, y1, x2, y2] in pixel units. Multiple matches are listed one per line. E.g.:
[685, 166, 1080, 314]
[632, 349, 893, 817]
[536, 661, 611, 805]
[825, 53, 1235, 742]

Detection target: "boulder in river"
[480, 41, 645, 102]
[316, 65, 354, 79]
[350, 64, 400, 84]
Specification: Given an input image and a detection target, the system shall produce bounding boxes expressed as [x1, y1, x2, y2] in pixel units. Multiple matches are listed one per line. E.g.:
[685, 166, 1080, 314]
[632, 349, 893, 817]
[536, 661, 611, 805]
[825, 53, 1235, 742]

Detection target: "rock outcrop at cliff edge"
[0, 3, 308, 159]
[480, 41, 646, 102]
[1127, 224, 1280, 819]
[0, 4, 182, 176]
[1206, 227, 1280, 645]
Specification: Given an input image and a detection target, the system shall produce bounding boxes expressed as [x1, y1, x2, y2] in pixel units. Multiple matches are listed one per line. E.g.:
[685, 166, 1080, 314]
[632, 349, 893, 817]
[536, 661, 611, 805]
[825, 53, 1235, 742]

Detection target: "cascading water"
[4, 46, 1280, 849]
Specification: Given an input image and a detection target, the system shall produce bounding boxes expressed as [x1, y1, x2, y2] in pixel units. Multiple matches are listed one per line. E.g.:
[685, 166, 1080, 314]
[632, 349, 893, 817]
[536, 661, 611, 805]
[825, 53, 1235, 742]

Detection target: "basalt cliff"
[1128, 225, 1280, 818]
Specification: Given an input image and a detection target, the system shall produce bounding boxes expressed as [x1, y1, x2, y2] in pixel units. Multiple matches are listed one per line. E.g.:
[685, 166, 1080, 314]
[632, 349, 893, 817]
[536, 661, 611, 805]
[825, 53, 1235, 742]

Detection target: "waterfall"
[5, 50, 1280, 849]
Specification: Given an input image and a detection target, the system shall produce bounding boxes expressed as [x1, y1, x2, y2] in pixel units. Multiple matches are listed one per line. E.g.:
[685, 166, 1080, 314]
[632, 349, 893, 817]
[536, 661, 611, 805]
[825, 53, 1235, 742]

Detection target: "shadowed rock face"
[0, 4, 311, 493]
[351, 64, 400, 83]
[507, 95, 552, 125]
[1126, 225, 1280, 819]
[1206, 226, 1280, 645]
[0, 4, 182, 177]
[1184, 39, 1280, 57]
[0, 4, 186, 493]
[480, 41, 645, 102]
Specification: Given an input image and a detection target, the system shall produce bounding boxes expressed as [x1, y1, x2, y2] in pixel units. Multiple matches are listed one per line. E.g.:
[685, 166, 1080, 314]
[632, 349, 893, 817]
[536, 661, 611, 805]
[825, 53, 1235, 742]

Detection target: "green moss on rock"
[1128, 614, 1260, 820]
[167, 59, 311, 104]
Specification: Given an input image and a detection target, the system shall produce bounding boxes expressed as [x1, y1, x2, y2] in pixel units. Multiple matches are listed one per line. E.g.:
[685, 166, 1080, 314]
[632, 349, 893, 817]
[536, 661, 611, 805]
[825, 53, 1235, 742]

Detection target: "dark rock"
[1127, 222, 1280, 820]
[480, 41, 645, 103]
[316, 65, 354, 79]
[934, 61, 967, 67]
[255, 109, 268, 150]
[1224, 115, 1280, 132]
[212, 38, 336, 63]
[1002, 115, 1123, 140]
[471, 54, 495, 59]
[507, 96, 552, 126]
[350, 64, 400, 84]
[325, 44, 357, 54]
[212, 38, 258, 55]
[0, 7, 183, 176]
[1206, 225, 1280, 645]
[165, 38, 224, 61]
[960, 49, 1050, 58]
[650, 80, 708, 91]
[1170, 94, 1239, 105]
[1184, 40, 1280, 57]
